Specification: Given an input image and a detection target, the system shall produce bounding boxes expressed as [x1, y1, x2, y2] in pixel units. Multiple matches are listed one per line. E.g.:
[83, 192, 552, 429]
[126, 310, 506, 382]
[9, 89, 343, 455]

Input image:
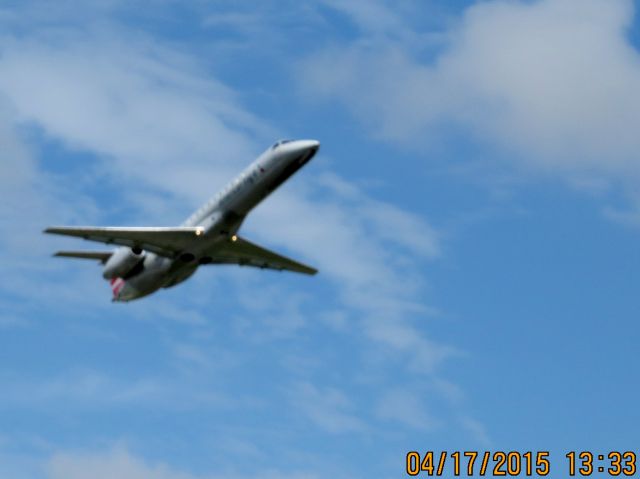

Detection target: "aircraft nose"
[274, 139, 320, 163]
[297, 139, 320, 154]
[288, 140, 319, 160]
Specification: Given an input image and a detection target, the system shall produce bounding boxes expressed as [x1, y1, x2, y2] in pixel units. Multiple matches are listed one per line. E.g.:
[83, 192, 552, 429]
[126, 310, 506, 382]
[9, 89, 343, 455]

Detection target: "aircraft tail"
[54, 251, 113, 263]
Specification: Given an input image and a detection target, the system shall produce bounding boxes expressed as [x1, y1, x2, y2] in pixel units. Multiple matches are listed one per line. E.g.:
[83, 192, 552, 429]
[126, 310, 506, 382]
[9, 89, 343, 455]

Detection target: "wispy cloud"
[459, 416, 492, 448]
[0, 368, 231, 412]
[48, 448, 194, 479]
[300, 0, 640, 190]
[47, 446, 321, 479]
[245, 173, 452, 375]
[375, 388, 437, 430]
[289, 382, 366, 434]
[0, 33, 266, 203]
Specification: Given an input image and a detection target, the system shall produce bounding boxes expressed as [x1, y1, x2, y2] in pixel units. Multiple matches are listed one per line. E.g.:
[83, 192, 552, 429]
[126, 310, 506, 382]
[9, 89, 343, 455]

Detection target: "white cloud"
[0, 31, 270, 209]
[0, 314, 31, 329]
[47, 447, 200, 479]
[319, 0, 406, 36]
[0, 452, 42, 479]
[47, 446, 320, 479]
[0, 368, 232, 412]
[375, 388, 436, 430]
[0, 91, 112, 312]
[459, 416, 492, 448]
[301, 0, 640, 182]
[243, 171, 452, 373]
[603, 191, 640, 227]
[289, 382, 366, 434]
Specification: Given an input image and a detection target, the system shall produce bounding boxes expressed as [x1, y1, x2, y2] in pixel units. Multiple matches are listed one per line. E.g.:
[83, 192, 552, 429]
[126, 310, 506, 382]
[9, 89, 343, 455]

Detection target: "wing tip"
[44, 226, 69, 234]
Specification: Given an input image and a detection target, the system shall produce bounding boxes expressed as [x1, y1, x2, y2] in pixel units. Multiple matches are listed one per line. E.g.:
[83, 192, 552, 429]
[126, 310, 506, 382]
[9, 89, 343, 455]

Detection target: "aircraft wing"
[44, 226, 204, 257]
[208, 236, 318, 275]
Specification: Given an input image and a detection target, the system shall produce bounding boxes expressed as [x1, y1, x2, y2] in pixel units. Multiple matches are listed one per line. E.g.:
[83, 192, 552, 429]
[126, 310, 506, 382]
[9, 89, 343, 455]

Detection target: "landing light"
[195, 228, 204, 236]
[231, 235, 237, 242]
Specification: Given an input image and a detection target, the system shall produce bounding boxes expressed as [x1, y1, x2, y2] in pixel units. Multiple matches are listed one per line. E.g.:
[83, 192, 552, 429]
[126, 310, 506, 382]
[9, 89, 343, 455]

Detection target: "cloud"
[243, 171, 453, 373]
[47, 446, 320, 479]
[289, 382, 366, 434]
[301, 0, 640, 182]
[0, 92, 111, 314]
[0, 33, 267, 203]
[48, 448, 194, 479]
[0, 314, 31, 329]
[318, 0, 406, 37]
[375, 388, 436, 430]
[459, 416, 492, 448]
[603, 191, 640, 227]
[0, 368, 232, 413]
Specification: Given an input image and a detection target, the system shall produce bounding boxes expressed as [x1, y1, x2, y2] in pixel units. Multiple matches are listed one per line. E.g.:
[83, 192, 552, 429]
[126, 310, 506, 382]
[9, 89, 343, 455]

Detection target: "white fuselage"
[111, 139, 319, 301]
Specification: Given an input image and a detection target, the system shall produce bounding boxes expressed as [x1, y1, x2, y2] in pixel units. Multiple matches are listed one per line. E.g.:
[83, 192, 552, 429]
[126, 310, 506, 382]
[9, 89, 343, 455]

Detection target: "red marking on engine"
[110, 277, 125, 297]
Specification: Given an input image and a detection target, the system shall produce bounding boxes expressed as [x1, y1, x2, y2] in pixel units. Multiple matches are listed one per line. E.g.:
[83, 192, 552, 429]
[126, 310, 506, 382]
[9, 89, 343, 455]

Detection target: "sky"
[1, 0, 640, 477]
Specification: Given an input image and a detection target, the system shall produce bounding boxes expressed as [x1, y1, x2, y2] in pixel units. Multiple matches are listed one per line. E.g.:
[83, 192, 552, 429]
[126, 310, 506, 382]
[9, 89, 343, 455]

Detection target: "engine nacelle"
[102, 247, 145, 279]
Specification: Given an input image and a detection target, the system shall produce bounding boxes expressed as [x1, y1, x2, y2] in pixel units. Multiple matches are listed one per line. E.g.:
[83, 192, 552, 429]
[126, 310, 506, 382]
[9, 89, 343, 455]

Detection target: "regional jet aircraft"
[45, 139, 319, 302]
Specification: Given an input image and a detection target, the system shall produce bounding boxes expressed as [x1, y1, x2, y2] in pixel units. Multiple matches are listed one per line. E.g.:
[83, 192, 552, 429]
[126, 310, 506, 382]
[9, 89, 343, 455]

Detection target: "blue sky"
[1, 0, 640, 477]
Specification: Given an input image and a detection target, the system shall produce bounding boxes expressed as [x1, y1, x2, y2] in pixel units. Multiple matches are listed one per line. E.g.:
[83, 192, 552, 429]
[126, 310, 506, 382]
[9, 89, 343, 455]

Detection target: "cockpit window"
[271, 139, 294, 149]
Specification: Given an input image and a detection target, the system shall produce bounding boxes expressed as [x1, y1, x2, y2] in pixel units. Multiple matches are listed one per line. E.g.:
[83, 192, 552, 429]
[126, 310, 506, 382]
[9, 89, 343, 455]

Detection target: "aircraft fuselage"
[110, 139, 319, 301]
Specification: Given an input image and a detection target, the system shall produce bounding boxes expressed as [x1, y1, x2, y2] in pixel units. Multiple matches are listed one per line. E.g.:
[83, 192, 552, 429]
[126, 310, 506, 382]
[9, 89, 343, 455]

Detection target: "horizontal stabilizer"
[54, 251, 113, 263]
[205, 236, 318, 275]
[44, 226, 205, 257]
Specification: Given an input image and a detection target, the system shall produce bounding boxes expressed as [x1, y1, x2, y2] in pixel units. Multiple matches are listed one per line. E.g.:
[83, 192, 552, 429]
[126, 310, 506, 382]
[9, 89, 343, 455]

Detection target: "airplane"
[44, 139, 320, 302]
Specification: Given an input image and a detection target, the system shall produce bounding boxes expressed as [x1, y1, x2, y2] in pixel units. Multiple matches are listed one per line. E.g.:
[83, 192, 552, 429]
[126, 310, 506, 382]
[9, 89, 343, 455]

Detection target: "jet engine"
[102, 247, 145, 279]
